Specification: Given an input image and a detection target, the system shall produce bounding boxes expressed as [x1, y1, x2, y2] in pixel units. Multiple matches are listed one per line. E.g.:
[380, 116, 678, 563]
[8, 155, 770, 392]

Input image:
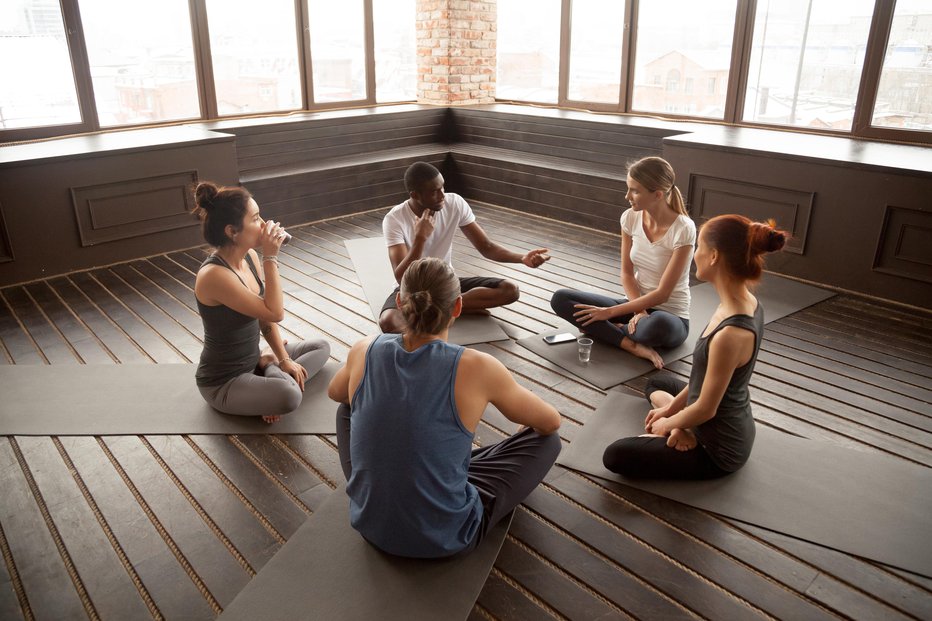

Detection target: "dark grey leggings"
[199, 339, 330, 417]
[336, 403, 561, 550]
[602, 374, 728, 480]
[550, 288, 688, 349]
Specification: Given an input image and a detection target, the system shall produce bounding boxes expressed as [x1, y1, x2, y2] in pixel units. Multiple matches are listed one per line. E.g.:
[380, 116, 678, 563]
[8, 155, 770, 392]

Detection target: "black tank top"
[687, 303, 765, 472]
[195, 253, 265, 387]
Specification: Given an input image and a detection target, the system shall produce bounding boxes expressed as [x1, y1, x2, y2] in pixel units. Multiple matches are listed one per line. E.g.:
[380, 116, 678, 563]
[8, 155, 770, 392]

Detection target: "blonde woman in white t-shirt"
[550, 157, 696, 369]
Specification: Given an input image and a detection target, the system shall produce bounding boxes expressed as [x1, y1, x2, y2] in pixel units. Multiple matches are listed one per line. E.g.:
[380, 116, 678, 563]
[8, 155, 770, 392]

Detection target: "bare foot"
[668, 428, 697, 451]
[621, 337, 664, 369]
[258, 351, 276, 371]
[262, 415, 282, 424]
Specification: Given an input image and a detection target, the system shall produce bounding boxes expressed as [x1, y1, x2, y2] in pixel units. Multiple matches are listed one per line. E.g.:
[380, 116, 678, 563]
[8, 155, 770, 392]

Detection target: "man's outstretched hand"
[521, 248, 551, 268]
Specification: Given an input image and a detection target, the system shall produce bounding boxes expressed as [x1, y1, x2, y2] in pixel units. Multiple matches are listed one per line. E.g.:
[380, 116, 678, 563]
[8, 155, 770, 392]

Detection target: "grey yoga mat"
[517, 273, 835, 390]
[344, 236, 510, 346]
[219, 484, 513, 621]
[0, 362, 340, 435]
[557, 390, 932, 578]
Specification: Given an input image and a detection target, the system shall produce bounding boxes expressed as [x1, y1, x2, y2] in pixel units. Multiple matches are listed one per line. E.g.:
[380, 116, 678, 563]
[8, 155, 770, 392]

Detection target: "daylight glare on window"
[744, 0, 876, 131]
[872, 0, 932, 132]
[309, 0, 367, 103]
[0, 0, 81, 129]
[374, 0, 417, 103]
[80, 0, 200, 127]
[632, 0, 737, 119]
[567, 0, 624, 104]
[206, 0, 303, 116]
[496, 0, 561, 103]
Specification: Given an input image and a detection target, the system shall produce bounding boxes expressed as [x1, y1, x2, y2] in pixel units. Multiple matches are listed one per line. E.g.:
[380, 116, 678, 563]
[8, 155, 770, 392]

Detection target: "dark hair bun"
[194, 182, 220, 211]
[749, 219, 788, 254]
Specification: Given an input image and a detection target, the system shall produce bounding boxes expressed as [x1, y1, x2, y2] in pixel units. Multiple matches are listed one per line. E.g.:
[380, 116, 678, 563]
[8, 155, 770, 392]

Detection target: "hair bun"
[194, 182, 220, 211]
[750, 219, 787, 254]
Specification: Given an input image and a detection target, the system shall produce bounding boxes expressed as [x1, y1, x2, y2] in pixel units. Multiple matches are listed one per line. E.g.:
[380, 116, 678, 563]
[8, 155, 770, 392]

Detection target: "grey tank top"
[195, 254, 264, 387]
[688, 302, 764, 472]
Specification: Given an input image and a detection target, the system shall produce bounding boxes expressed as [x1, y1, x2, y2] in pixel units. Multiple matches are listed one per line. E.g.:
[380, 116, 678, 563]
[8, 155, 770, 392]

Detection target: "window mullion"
[851, 0, 895, 135]
[725, 0, 755, 124]
[558, 0, 572, 107]
[60, 0, 99, 132]
[189, 0, 217, 119]
[363, 0, 376, 105]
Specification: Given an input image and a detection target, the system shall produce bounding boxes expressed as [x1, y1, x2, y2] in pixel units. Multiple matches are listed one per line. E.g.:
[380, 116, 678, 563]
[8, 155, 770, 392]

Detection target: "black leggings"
[602, 374, 729, 480]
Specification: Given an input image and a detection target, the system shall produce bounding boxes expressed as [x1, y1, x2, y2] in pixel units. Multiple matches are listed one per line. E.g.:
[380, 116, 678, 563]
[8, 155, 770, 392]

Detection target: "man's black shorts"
[379, 276, 505, 316]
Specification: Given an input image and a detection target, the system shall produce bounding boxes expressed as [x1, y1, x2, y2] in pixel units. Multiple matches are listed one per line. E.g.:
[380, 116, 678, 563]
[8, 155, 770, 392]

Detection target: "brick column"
[416, 0, 496, 104]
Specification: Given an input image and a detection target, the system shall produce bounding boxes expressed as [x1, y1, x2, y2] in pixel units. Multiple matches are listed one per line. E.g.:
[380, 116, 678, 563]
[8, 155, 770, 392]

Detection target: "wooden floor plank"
[100, 435, 250, 610]
[0, 292, 45, 365]
[186, 436, 309, 541]
[0, 438, 88, 620]
[68, 272, 184, 364]
[45, 276, 150, 364]
[1, 287, 79, 365]
[60, 436, 217, 620]
[91, 267, 202, 363]
[24, 281, 114, 364]
[144, 435, 282, 573]
[16, 436, 154, 619]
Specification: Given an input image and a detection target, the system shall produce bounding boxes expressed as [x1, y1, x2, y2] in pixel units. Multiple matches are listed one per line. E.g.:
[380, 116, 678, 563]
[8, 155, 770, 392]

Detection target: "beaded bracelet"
[262, 255, 279, 264]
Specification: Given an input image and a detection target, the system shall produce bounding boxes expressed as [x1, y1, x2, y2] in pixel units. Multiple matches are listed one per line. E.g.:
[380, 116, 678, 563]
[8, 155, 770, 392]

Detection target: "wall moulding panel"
[71, 171, 199, 247]
[0, 201, 13, 263]
[873, 205, 932, 284]
[687, 175, 813, 255]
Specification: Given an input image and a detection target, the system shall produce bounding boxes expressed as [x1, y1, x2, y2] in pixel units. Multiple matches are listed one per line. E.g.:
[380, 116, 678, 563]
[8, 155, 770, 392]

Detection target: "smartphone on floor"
[543, 332, 577, 345]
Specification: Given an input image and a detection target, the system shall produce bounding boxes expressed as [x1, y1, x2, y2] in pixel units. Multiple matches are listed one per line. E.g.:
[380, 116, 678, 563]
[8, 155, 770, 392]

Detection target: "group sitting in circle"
[191, 157, 786, 558]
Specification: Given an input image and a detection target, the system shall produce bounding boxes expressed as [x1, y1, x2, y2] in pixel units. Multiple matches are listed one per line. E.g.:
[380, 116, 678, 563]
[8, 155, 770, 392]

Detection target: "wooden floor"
[1, 204, 931, 620]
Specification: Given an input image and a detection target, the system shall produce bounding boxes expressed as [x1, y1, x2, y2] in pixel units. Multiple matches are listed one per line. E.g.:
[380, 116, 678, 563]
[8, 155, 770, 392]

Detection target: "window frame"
[0, 0, 383, 143]
[500, 0, 931, 145]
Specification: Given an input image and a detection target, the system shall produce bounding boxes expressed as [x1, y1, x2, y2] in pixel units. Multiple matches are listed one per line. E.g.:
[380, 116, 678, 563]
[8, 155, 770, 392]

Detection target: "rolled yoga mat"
[219, 484, 513, 621]
[557, 390, 932, 578]
[0, 362, 341, 435]
[344, 236, 510, 346]
[517, 273, 835, 390]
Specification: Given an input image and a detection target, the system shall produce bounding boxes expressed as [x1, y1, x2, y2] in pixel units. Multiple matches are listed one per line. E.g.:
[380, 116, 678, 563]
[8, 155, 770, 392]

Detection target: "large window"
[80, 0, 200, 127]
[871, 0, 932, 132]
[0, 0, 417, 141]
[493, 0, 931, 144]
[0, 0, 81, 130]
[374, 0, 416, 103]
[567, 0, 625, 104]
[744, 0, 875, 131]
[206, 0, 303, 116]
[309, 0, 367, 103]
[497, 0, 561, 103]
[632, 0, 737, 119]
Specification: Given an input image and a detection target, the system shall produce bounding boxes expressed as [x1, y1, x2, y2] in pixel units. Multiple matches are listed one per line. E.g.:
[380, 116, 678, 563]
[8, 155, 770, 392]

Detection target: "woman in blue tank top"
[192, 182, 330, 423]
[603, 215, 787, 479]
[329, 257, 562, 558]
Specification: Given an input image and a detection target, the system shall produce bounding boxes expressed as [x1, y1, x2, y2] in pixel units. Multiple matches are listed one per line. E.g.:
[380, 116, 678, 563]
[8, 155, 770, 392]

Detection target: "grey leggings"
[199, 339, 330, 417]
[550, 288, 689, 349]
[336, 403, 561, 551]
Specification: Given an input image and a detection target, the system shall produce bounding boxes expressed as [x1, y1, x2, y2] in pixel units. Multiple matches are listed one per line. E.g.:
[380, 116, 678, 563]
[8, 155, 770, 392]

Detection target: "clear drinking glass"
[577, 337, 593, 364]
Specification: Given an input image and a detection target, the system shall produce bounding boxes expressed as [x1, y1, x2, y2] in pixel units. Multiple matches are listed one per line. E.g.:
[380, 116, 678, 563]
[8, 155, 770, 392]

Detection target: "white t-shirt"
[382, 193, 476, 266]
[620, 208, 696, 318]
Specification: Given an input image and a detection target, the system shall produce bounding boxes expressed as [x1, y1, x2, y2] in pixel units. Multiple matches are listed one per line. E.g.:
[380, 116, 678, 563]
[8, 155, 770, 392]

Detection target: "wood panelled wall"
[0, 105, 929, 307]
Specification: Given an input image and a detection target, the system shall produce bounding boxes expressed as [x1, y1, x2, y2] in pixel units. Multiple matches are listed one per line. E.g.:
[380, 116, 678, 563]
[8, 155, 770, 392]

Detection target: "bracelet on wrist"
[263, 255, 279, 264]
[280, 356, 291, 364]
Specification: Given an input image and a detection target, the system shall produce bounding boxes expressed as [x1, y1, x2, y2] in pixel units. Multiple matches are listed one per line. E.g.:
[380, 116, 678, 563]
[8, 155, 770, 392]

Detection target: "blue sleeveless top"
[347, 333, 482, 558]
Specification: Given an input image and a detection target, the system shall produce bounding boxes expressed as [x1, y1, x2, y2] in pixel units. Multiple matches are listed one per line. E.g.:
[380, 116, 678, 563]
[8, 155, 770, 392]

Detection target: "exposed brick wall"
[416, 0, 496, 105]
